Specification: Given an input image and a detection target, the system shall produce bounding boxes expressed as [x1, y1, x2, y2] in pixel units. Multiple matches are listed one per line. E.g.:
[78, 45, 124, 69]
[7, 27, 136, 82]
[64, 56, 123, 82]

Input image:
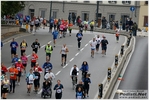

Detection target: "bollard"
[98, 84, 103, 99]
[120, 45, 124, 56]
[107, 68, 111, 82]
[115, 54, 118, 67]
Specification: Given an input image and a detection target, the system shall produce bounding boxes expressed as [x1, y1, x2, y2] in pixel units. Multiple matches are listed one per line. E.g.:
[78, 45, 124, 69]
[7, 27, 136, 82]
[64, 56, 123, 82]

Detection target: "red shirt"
[31, 54, 38, 62]
[33, 66, 43, 73]
[1, 66, 8, 73]
[15, 63, 24, 72]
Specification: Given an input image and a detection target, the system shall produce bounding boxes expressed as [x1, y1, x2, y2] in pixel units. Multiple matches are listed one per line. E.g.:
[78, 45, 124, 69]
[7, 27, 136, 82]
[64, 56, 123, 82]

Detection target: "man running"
[101, 36, 108, 56]
[20, 39, 28, 56]
[52, 29, 59, 47]
[96, 35, 101, 53]
[90, 38, 97, 58]
[76, 31, 83, 50]
[31, 39, 41, 54]
[60, 44, 69, 66]
[30, 51, 38, 68]
[45, 43, 53, 61]
[10, 38, 18, 59]
[42, 59, 53, 75]
[34, 17, 39, 32]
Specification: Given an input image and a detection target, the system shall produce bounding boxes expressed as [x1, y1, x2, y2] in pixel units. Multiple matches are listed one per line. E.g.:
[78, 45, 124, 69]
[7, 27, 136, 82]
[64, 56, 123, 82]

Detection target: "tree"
[1, 1, 25, 17]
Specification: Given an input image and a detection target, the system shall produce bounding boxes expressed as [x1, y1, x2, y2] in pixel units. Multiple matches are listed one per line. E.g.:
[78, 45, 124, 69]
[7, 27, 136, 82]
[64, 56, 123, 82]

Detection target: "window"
[108, 1, 117, 4]
[82, 12, 89, 21]
[144, 16, 148, 27]
[53, 11, 57, 19]
[122, 1, 131, 4]
[109, 14, 115, 22]
[41, 10, 45, 18]
[145, 1, 148, 5]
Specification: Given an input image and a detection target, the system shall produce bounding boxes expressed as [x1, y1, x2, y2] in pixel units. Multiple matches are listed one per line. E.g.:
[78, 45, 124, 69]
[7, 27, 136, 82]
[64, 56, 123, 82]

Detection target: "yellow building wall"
[138, 1, 148, 29]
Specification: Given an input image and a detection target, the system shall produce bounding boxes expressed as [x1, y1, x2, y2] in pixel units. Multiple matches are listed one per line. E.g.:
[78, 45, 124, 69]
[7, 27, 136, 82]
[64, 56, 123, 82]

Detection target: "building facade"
[138, 1, 148, 29]
[22, 1, 140, 26]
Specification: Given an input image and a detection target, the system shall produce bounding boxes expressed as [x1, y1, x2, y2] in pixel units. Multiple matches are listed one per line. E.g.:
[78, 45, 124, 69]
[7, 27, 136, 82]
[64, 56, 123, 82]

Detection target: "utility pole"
[96, 1, 99, 28]
[49, 1, 52, 32]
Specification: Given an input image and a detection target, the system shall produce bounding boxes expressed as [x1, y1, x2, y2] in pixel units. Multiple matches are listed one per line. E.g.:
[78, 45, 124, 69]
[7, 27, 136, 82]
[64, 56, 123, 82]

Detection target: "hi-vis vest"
[46, 46, 52, 53]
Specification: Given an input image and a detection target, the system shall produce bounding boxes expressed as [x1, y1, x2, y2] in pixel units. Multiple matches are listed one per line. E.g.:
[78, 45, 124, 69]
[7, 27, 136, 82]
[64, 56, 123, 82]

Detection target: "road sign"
[130, 6, 135, 12]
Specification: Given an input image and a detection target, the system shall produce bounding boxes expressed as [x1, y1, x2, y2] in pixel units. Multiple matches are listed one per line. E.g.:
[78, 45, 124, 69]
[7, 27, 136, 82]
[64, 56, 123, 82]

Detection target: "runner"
[59, 24, 64, 38]
[20, 52, 28, 74]
[52, 29, 59, 47]
[42, 59, 53, 75]
[1, 70, 5, 97]
[44, 69, 55, 87]
[1, 75, 10, 99]
[96, 35, 102, 53]
[57, 19, 61, 31]
[20, 39, 28, 56]
[60, 44, 69, 66]
[43, 18, 46, 29]
[30, 19, 34, 33]
[9, 64, 18, 93]
[33, 62, 43, 74]
[115, 30, 120, 43]
[76, 87, 84, 99]
[82, 74, 91, 98]
[101, 36, 109, 56]
[30, 51, 38, 68]
[70, 65, 79, 85]
[90, 20, 94, 32]
[10, 38, 18, 59]
[34, 17, 39, 32]
[76, 30, 83, 50]
[31, 39, 41, 54]
[80, 61, 89, 80]
[45, 42, 53, 61]
[53, 79, 64, 99]
[39, 16, 43, 28]
[15, 59, 24, 85]
[54, 19, 58, 30]
[90, 38, 97, 58]
[1, 63, 8, 75]
[49, 18, 54, 32]
[26, 69, 35, 96]
[33, 68, 41, 93]
[12, 54, 19, 64]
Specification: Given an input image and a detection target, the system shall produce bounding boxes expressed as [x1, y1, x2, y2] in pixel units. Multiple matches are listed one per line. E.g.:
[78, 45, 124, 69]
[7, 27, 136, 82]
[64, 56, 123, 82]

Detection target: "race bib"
[77, 96, 82, 99]
[46, 68, 49, 72]
[56, 89, 62, 93]
[35, 76, 38, 79]
[32, 57, 35, 60]
[35, 45, 38, 48]
[17, 67, 20, 71]
[12, 44, 16, 48]
[10, 73, 14, 77]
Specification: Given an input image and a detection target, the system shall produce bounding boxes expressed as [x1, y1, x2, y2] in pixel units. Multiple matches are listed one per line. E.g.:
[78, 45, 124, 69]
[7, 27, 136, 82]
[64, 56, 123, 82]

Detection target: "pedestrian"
[76, 30, 83, 50]
[45, 42, 53, 61]
[54, 19, 58, 30]
[43, 18, 46, 29]
[82, 74, 91, 98]
[33, 68, 41, 93]
[30, 19, 34, 33]
[101, 36, 109, 56]
[9, 64, 18, 93]
[52, 29, 59, 47]
[80, 61, 89, 80]
[1, 75, 10, 99]
[59, 24, 64, 38]
[57, 19, 61, 31]
[90, 20, 94, 32]
[1, 63, 8, 75]
[34, 17, 39, 32]
[11, 54, 19, 64]
[42, 59, 53, 75]
[31, 39, 40, 54]
[90, 38, 97, 58]
[33, 62, 43, 74]
[96, 35, 102, 53]
[60, 44, 69, 66]
[49, 18, 54, 32]
[20, 39, 28, 56]
[10, 38, 18, 59]
[115, 30, 120, 42]
[30, 51, 38, 68]
[76, 87, 84, 99]
[20, 52, 28, 74]
[53, 79, 64, 99]
[132, 22, 138, 36]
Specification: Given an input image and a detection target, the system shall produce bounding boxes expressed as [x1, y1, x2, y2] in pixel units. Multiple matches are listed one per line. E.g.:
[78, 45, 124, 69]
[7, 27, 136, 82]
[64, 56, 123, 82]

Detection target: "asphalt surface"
[1, 27, 125, 99]
[114, 36, 148, 99]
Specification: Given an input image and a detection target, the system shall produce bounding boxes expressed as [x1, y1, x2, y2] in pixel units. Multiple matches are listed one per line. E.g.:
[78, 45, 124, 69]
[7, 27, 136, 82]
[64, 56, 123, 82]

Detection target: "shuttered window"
[144, 16, 148, 27]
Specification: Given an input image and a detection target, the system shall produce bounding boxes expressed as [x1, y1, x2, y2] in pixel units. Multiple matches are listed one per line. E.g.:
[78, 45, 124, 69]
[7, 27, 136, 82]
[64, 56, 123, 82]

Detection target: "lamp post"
[49, 1, 52, 32]
[96, 1, 99, 28]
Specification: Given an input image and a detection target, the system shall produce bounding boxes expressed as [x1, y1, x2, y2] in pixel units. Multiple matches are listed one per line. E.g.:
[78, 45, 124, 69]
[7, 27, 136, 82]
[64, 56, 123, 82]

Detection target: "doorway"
[29, 9, 34, 19]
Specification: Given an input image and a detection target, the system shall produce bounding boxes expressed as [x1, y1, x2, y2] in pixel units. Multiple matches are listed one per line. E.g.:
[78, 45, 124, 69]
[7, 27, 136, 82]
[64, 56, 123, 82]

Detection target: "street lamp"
[49, 1, 52, 32]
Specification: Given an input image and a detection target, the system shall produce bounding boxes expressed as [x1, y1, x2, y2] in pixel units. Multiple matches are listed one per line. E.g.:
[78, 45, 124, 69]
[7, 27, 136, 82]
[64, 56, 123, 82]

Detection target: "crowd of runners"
[1, 15, 124, 99]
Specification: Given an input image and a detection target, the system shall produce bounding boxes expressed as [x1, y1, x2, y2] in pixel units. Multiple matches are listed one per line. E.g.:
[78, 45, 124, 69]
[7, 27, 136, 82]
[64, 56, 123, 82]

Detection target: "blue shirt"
[12, 57, 19, 63]
[50, 19, 54, 25]
[42, 62, 53, 72]
[52, 31, 59, 37]
[76, 91, 83, 99]
[1, 42, 3, 47]
[10, 41, 18, 51]
[80, 65, 89, 72]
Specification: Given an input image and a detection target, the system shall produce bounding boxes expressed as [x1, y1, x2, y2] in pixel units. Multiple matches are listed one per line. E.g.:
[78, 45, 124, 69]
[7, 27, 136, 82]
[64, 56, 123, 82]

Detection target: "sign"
[98, 84, 103, 98]
[130, 7, 135, 12]
[107, 68, 111, 81]
[118, 90, 148, 99]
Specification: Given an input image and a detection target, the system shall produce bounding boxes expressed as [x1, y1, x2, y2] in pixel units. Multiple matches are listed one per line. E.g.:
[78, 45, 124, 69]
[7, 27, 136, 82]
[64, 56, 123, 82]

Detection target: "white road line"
[63, 63, 68, 68]
[38, 89, 42, 94]
[55, 71, 61, 76]
[80, 48, 84, 51]
[85, 44, 88, 47]
[27, 55, 30, 57]
[75, 52, 79, 56]
[41, 45, 45, 48]
[69, 58, 74, 62]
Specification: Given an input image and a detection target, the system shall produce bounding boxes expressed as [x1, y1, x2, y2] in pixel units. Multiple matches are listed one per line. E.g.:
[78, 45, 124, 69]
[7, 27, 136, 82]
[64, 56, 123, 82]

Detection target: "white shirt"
[28, 74, 34, 83]
[70, 67, 79, 76]
[96, 37, 101, 44]
[44, 72, 55, 82]
[40, 17, 43, 23]
[35, 19, 39, 24]
[90, 40, 97, 49]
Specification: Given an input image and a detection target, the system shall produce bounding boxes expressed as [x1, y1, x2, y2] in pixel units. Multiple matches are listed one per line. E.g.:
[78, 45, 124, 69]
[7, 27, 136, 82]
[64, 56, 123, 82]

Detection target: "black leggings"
[84, 85, 89, 95]
[21, 50, 26, 56]
[78, 40, 81, 48]
[10, 79, 16, 92]
[55, 93, 62, 99]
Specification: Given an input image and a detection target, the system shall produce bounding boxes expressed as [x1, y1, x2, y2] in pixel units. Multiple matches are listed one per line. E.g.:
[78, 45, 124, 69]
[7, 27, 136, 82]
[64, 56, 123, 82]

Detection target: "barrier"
[96, 35, 135, 99]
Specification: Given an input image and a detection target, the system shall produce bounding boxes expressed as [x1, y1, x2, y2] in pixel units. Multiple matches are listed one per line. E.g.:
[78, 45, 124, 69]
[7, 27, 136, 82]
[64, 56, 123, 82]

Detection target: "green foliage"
[1, 1, 25, 17]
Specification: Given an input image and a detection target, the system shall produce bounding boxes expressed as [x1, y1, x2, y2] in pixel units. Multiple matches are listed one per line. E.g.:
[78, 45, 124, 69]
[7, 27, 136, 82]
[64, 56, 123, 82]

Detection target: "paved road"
[1, 27, 125, 99]
[113, 37, 148, 99]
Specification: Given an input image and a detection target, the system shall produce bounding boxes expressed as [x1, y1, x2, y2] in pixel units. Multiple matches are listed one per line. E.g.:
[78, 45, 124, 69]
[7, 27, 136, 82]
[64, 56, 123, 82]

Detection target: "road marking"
[55, 71, 61, 75]
[27, 55, 30, 57]
[75, 52, 79, 56]
[69, 58, 74, 62]
[41, 45, 45, 48]
[63, 63, 68, 68]
[38, 89, 42, 94]
[85, 44, 88, 47]
[80, 48, 84, 51]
